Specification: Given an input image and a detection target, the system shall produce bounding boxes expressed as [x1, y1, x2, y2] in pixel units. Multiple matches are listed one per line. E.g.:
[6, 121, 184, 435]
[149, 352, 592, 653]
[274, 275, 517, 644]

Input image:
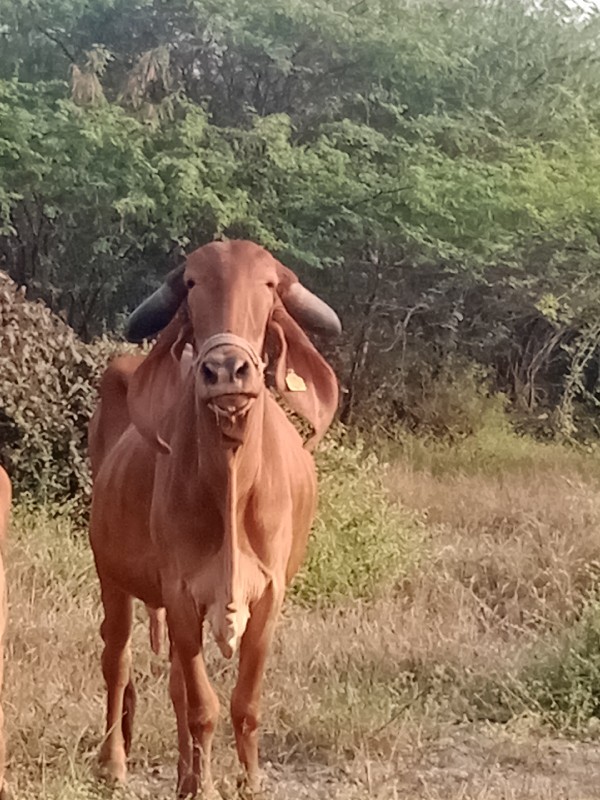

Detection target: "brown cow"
[89, 240, 340, 796]
[0, 466, 10, 800]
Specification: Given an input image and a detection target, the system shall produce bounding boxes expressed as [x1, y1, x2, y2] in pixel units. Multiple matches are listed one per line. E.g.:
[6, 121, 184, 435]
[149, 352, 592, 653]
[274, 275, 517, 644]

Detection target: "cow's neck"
[171, 380, 266, 505]
[167, 381, 270, 658]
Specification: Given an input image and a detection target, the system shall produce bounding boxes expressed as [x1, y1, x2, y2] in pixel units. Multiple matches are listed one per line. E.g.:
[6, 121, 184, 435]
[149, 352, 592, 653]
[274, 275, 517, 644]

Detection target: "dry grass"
[5, 437, 600, 797]
[388, 464, 600, 630]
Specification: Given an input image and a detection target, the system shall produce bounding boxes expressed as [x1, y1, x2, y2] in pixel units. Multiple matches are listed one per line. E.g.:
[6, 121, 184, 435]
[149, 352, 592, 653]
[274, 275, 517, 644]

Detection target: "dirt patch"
[117, 724, 600, 800]
[267, 725, 600, 799]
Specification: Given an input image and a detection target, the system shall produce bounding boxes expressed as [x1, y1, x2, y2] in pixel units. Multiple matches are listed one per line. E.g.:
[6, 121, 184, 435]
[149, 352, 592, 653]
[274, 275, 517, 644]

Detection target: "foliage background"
[4, 0, 600, 494]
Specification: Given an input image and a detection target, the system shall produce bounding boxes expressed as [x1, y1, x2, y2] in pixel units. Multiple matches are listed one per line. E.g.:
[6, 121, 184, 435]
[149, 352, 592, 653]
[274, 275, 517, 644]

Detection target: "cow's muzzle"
[195, 334, 265, 445]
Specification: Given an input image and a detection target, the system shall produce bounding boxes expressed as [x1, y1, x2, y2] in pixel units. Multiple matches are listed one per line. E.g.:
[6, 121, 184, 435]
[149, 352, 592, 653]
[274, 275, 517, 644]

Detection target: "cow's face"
[183, 242, 280, 412]
[126, 240, 341, 451]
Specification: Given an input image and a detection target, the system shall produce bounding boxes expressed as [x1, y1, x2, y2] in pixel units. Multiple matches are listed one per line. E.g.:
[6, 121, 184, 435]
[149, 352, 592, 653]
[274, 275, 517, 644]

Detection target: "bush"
[0, 271, 131, 503]
[395, 361, 509, 441]
[352, 355, 510, 443]
[291, 436, 423, 606]
[517, 601, 600, 732]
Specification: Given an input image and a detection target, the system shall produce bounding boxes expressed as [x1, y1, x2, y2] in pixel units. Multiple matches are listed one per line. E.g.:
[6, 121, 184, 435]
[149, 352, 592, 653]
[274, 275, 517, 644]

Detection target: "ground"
[6, 587, 600, 799]
[7, 434, 600, 799]
[125, 720, 600, 800]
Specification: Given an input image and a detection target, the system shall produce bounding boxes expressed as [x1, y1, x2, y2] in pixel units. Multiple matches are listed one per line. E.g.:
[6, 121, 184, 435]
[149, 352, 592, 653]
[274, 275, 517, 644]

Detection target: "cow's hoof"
[177, 772, 197, 798]
[201, 783, 222, 800]
[98, 755, 127, 785]
[236, 772, 268, 798]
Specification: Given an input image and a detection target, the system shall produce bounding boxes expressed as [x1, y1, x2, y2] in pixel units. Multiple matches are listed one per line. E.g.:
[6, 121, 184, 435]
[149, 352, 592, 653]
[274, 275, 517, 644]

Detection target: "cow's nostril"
[201, 363, 219, 385]
[235, 361, 250, 380]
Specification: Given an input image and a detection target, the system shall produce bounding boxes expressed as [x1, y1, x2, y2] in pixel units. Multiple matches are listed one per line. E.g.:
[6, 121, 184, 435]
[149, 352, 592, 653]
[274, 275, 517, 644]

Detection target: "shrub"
[352, 354, 511, 448]
[517, 601, 600, 732]
[291, 436, 423, 606]
[0, 271, 131, 503]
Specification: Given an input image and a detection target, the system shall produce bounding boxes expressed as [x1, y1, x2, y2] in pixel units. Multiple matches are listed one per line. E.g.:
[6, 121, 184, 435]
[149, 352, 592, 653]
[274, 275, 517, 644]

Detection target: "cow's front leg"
[231, 583, 283, 794]
[169, 647, 196, 798]
[169, 610, 220, 798]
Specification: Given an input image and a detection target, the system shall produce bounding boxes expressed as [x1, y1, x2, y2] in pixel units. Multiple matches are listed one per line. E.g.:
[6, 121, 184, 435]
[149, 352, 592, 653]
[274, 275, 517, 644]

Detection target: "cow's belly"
[93, 545, 163, 608]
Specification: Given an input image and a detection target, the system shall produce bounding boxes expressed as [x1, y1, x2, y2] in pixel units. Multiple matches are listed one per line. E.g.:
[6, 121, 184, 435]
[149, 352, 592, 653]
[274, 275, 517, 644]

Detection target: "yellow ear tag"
[285, 369, 307, 392]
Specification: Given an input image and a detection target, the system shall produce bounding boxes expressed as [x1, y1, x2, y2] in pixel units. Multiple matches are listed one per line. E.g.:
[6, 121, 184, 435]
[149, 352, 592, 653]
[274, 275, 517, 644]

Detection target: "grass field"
[5, 428, 600, 799]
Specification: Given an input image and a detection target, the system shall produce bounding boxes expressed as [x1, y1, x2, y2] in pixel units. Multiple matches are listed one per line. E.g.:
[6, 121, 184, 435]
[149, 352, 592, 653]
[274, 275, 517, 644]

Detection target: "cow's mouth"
[206, 394, 256, 447]
[207, 394, 253, 417]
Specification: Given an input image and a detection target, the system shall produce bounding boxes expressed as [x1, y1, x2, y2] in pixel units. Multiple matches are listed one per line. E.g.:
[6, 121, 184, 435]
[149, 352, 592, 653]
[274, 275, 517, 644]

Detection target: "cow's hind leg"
[98, 582, 134, 783]
[231, 586, 283, 794]
[121, 678, 137, 756]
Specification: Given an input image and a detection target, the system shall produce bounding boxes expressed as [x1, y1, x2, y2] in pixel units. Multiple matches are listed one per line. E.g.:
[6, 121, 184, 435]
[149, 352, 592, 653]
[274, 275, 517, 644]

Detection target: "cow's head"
[126, 241, 340, 451]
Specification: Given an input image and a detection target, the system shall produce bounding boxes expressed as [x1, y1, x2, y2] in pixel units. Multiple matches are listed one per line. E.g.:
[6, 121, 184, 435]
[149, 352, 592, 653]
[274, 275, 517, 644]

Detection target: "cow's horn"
[125, 264, 187, 343]
[283, 283, 342, 336]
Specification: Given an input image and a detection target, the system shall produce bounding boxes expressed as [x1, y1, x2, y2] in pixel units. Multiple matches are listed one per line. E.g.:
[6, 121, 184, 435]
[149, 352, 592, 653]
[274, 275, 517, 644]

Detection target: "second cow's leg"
[0, 559, 6, 800]
[98, 582, 134, 783]
[170, 613, 220, 798]
[231, 586, 283, 793]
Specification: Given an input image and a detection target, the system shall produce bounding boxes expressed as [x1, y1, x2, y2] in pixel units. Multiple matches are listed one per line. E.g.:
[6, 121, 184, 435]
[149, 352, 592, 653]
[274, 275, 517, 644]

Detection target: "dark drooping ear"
[125, 263, 187, 343]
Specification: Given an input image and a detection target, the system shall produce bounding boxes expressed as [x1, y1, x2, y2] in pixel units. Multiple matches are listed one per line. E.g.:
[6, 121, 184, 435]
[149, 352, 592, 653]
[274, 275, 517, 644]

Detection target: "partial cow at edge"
[88, 240, 341, 797]
[0, 467, 10, 800]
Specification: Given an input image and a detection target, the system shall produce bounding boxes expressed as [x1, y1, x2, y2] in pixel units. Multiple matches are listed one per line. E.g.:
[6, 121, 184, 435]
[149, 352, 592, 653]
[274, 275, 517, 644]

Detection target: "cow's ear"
[268, 305, 338, 450]
[127, 312, 190, 453]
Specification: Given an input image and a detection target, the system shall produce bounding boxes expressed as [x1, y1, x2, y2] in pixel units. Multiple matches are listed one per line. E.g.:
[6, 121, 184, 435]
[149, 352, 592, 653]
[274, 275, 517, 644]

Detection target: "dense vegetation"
[2, 0, 600, 445]
[0, 271, 131, 499]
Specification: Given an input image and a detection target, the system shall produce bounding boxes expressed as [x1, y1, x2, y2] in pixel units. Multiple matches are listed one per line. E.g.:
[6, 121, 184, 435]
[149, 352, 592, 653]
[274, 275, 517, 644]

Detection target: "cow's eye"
[186, 278, 195, 289]
[266, 281, 276, 290]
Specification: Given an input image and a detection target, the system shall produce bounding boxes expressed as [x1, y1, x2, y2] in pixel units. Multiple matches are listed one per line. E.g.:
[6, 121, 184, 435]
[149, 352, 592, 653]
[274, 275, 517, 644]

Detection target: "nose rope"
[195, 333, 265, 374]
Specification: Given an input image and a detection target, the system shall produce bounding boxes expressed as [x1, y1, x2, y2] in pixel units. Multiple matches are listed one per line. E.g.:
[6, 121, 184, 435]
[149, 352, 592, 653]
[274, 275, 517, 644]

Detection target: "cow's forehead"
[184, 241, 276, 278]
